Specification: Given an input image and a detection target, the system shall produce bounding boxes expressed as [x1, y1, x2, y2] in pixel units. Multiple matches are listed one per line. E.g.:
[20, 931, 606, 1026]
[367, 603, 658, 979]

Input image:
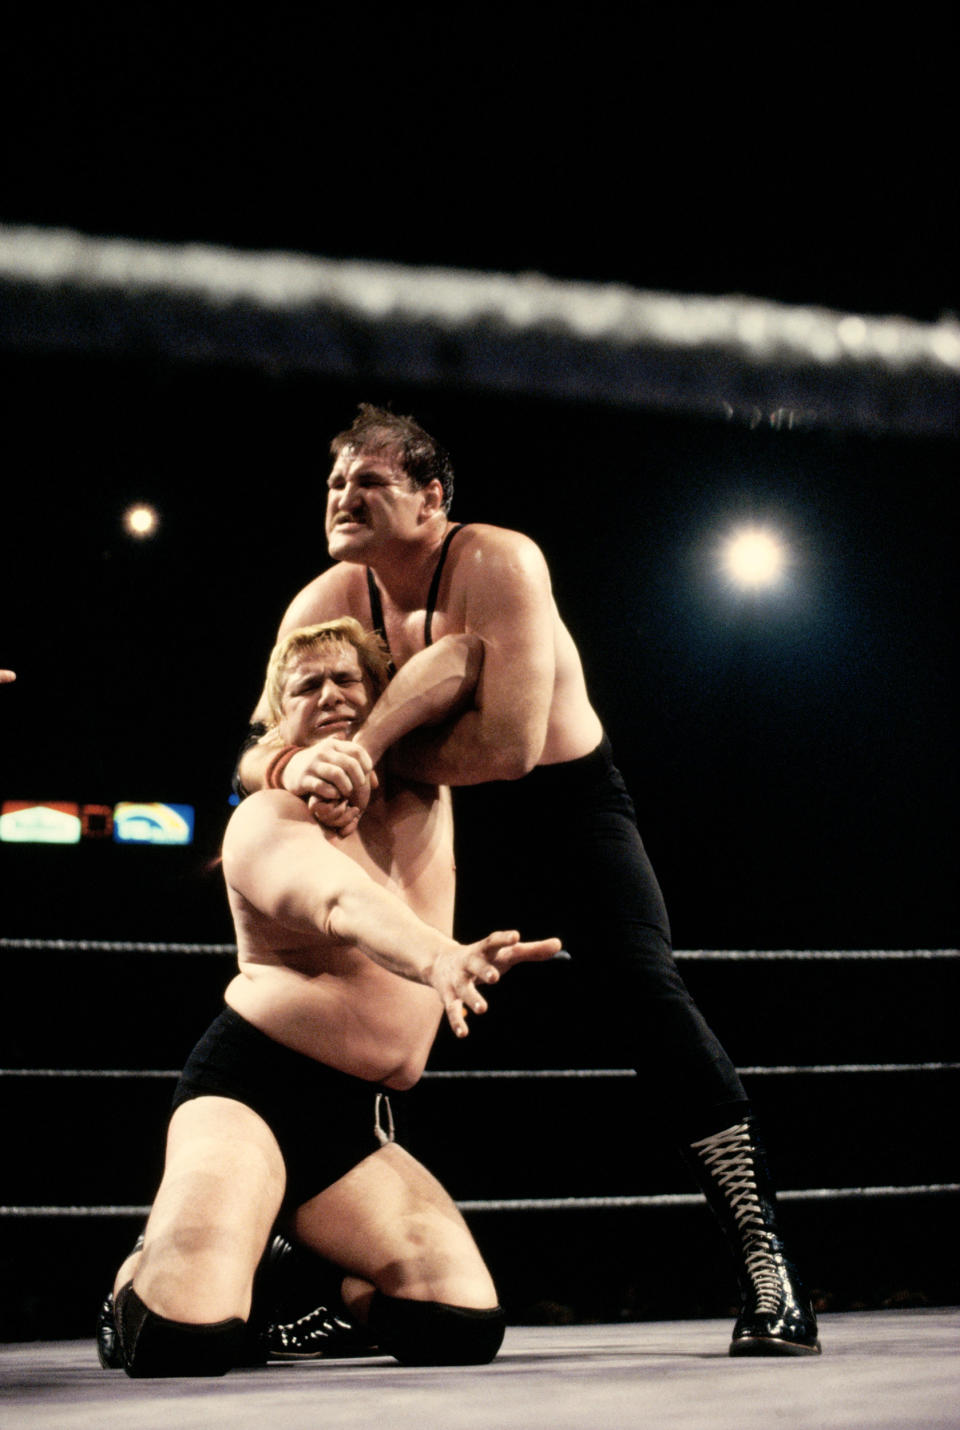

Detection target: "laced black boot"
[262, 1303, 378, 1360]
[251, 1234, 378, 1361]
[685, 1118, 821, 1356]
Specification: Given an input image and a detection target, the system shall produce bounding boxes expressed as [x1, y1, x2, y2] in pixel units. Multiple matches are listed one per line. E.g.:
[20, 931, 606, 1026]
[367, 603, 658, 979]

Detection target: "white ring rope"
[460, 1185, 960, 1213]
[2, 938, 956, 961]
[3, 1186, 958, 1219]
[676, 949, 960, 962]
[2, 1062, 957, 1080]
[0, 939, 238, 955]
[1, 224, 957, 437]
[7, 939, 951, 1219]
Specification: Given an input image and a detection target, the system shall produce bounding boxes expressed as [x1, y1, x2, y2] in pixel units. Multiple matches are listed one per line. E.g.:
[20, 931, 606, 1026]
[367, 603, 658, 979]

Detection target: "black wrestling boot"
[262, 1304, 378, 1360]
[96, 1233, 145, 1369]
[250, 1234, 377, 1361]
[685, 1118, 821, 1356]
[96, 1294, 123, 1369]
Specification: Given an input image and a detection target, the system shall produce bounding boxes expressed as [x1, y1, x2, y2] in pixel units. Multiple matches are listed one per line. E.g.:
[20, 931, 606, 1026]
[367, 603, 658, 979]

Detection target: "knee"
[114, 1282, 247, 1378]
[369, 1290, 505, 1366]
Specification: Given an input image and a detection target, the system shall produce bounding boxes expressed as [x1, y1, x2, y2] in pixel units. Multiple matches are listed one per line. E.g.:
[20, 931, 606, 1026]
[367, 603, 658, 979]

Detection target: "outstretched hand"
[431, 930, 562, 1038]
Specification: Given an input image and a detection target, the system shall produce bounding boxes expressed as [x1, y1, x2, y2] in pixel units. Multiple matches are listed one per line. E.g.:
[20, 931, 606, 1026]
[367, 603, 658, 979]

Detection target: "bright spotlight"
[123, 503, 160, 539]
[720, 525, 788, 590]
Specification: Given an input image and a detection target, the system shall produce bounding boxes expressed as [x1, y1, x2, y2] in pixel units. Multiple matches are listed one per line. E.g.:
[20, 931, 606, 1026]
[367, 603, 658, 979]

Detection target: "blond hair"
[263, 618, 391, 730]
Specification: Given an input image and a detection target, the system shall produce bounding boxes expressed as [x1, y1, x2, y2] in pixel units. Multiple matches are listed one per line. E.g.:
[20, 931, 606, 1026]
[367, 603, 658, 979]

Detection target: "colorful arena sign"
[0, 801, 82, 843]
[112, 803, 195, 846]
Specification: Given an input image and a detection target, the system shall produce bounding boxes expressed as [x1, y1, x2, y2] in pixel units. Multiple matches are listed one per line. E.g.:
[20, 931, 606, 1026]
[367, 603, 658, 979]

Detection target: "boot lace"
[691, 1122, 783, 1313]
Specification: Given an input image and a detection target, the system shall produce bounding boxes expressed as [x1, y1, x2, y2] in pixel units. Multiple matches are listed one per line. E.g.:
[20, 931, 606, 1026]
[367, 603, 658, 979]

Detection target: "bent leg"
[290, 1142, 503, 1364]
[366, 1292, 505, 1366]
[291, 1141, 495, 1306]
[134, 1095, 286, 1321]
[113, 1282, 247, 1378]
[114, 1095, 285, 1376]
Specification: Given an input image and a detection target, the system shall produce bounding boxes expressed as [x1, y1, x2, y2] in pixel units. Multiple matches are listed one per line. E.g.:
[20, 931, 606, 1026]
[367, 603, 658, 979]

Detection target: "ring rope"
[2, 938, 956, 961]
[3, 1185, 958, 1219]
[461, 1185, 960, 1212]
[3, 1062, 957, 1080]
[0, 939, 237, 955]
[1, 224, 957, 437]
[677, 949, 960, 962]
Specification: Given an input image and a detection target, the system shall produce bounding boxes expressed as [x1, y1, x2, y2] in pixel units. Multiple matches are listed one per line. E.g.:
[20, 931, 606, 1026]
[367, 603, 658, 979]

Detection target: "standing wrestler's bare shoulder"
[446, 524, 552, 595]
[277, 563, 369, 637]
[453, 522, 548, 561]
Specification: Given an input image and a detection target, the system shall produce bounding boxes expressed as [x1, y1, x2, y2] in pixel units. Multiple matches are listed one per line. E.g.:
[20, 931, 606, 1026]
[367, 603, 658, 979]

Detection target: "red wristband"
[264, 745, 301, 790]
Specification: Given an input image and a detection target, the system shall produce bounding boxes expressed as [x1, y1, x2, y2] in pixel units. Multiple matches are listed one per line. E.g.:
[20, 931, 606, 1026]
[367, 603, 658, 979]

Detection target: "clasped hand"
[282, 737, 377, 837]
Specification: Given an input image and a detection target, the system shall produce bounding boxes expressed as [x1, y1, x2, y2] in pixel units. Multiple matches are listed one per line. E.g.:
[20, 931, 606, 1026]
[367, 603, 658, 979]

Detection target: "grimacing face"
[278, 640, 376, 747]
[324, 445, 433, 561]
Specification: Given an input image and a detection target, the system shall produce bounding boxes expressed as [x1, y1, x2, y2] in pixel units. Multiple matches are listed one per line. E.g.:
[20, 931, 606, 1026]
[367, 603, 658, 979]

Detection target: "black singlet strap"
[424, 523, 466, 646]
[366, 524, 468, 659]
[366, 567, 386, 649]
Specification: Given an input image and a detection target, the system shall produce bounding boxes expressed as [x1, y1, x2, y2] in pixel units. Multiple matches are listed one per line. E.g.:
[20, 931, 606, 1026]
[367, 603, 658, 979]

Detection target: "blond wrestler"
[107, 618, 559, 1376]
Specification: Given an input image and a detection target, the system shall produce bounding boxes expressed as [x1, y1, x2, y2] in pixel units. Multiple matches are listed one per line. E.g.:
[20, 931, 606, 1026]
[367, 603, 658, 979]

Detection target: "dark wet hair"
[330, 403, 454, 513]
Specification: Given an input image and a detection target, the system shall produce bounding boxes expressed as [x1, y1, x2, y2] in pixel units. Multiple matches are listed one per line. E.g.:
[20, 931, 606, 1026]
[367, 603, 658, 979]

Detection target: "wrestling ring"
[2, 939, 958, 1427]
[3, 939, 956, 1293]
[1, 230, 957, 1423]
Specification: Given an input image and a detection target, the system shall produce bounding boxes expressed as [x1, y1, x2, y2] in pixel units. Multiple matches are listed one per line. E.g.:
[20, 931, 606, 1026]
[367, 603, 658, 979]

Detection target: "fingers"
[445, 982, 489, 1039]
[296, 739, 373, 803]
[306, 795, 361, 836]
[311, 774, 363, 803]
[309, 756, 369, 802]
[495, 936, 563, 970]
[479, 930, 520, 957]
[437, 931, 561, 1038]
[446, 999, 469, 1040]
[435, 946, 496, 1038]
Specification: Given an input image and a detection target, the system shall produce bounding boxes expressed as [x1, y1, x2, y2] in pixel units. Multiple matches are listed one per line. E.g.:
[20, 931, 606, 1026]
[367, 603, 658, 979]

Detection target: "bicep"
[464, 538, 556, 727]
[223, 796, 351, 932]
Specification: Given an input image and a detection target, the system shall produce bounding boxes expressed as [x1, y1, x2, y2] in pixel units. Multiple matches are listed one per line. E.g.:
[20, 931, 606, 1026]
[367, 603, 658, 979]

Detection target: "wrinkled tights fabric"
[453, 738, 749, 1142]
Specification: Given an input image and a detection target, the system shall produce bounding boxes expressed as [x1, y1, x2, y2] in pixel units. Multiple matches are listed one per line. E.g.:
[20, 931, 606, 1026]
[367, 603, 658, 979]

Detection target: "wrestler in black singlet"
[365, 520, 749, 1141]
[366, 524, 467, 661]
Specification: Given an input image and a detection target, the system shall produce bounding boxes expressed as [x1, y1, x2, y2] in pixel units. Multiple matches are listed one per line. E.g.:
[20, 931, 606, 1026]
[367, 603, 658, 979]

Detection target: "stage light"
[123, 503, 159, 538]
[719, 525, 789, 590]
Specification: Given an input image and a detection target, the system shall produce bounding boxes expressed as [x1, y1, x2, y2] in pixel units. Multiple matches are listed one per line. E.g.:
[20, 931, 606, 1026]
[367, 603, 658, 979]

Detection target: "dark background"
[0, 359, 955, 959]
[1, 13, 954, 320]
[0, 10, 956, 1334]
[1, 12, 955, 953]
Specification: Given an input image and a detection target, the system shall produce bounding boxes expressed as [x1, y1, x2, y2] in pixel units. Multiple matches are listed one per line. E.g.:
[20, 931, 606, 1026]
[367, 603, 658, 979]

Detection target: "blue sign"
[113, 803, 195, 846]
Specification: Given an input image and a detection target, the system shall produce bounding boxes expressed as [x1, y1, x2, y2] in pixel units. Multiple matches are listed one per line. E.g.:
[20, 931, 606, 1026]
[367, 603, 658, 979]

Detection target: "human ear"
[420, 479, 445, 516]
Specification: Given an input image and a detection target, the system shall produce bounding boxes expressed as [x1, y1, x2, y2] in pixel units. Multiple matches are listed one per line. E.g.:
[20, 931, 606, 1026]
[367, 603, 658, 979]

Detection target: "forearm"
[236, 728, 283, 796]
[236, 635, 482, 799]
[228, 799, 456, 988]
[355, 634, 483, 766]
[381, 532, 555, 784]
[387, 708, 543, 785]
[224, 796, 561, 1039]
[323, 878, 456, 986]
